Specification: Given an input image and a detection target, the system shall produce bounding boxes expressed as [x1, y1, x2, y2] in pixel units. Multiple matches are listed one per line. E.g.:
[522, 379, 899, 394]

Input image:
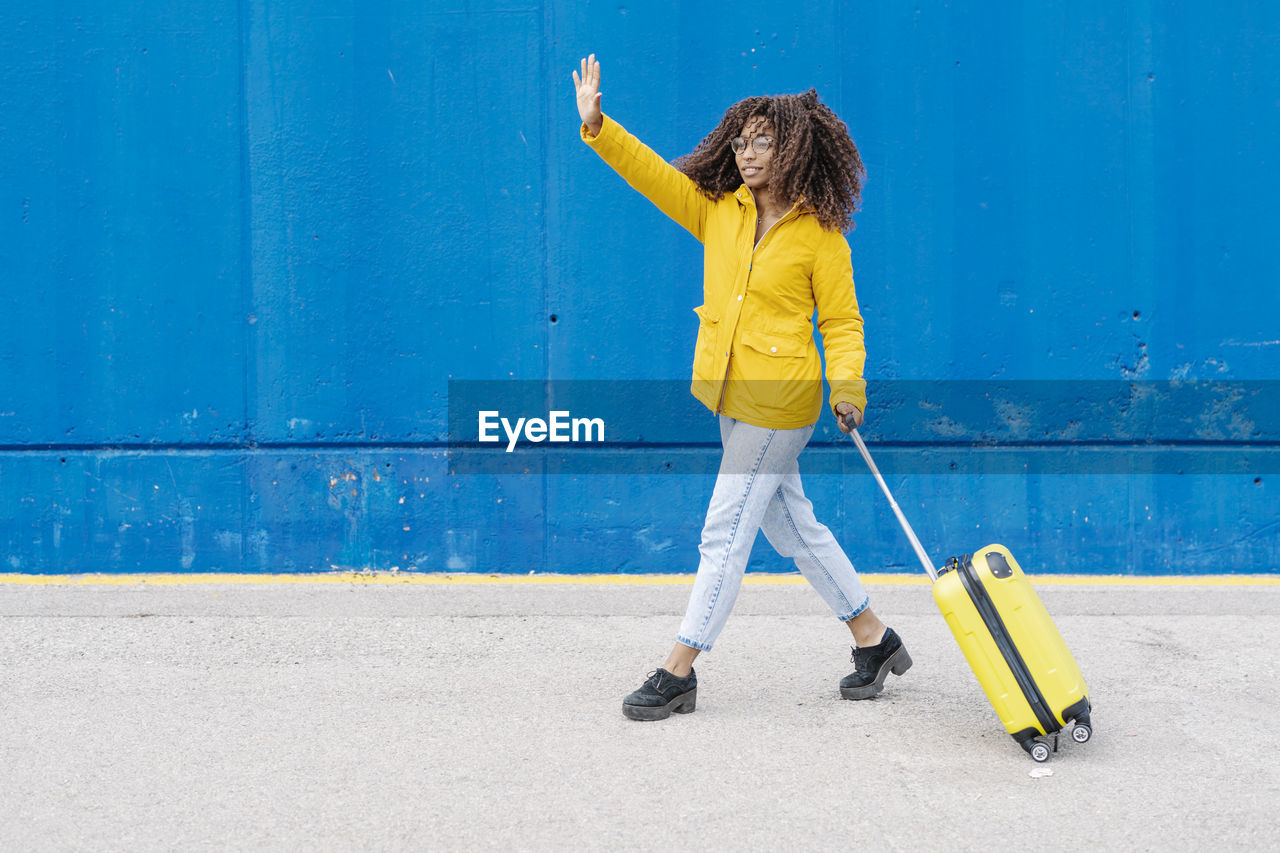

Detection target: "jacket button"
[770, 346, 777, 353]
[737, 294, 743, 301]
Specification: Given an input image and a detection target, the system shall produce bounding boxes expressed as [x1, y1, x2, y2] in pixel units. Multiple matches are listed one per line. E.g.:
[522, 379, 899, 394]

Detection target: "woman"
[572, 55, 911, 721]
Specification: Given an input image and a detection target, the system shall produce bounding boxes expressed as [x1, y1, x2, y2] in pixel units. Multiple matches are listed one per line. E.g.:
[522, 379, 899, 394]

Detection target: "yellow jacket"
[582, 114, 867, 430]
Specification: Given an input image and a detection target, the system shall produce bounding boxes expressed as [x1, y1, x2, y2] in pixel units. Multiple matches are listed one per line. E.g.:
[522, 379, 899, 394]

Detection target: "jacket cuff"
[580, 113, 614, 146]
[829, 394, 866, 418]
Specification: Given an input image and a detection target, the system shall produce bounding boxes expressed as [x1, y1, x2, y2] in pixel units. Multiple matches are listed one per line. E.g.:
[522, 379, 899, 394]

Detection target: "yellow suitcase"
[848, 428, 1092, 762]
[933, 545, 1092, 761]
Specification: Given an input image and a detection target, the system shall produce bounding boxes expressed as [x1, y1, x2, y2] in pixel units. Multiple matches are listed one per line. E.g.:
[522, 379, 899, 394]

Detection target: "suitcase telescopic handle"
[848, 428, 939, 582]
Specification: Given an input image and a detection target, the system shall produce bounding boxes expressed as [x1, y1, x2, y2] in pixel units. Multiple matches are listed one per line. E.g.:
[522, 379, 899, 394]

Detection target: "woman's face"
[734, 116, 775, 190]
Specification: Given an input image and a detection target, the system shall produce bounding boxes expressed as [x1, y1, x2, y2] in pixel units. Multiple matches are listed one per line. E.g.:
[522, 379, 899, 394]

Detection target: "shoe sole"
[622, 687, 697, 721]
[840, 646, 913, 700]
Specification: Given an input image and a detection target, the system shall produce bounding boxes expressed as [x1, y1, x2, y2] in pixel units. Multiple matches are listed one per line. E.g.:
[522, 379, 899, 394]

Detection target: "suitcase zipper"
[956, 554, 1059, 734]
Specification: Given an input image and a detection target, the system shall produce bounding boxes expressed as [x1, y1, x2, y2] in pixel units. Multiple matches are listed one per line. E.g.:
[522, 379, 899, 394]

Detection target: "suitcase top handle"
[850, 429, 939, 581]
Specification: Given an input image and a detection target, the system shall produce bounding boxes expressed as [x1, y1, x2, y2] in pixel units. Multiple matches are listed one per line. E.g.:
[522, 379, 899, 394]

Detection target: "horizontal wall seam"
[0, 573, 1276, 586]
[1, 441, 1279, 453]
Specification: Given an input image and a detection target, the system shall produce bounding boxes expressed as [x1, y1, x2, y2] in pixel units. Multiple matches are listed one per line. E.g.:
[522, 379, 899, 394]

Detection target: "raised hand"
[572, 54, 603, 137]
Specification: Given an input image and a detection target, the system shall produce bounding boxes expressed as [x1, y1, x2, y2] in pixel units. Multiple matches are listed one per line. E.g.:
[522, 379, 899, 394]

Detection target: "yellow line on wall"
[0, 573, 1276, 586]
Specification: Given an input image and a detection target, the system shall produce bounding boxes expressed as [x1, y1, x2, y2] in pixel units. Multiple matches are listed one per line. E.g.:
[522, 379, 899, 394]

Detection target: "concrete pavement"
[1, 578, 1277, 851]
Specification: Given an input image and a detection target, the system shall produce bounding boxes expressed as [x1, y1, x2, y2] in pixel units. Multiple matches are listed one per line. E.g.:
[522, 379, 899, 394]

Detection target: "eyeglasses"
[730, 135, 774, 155]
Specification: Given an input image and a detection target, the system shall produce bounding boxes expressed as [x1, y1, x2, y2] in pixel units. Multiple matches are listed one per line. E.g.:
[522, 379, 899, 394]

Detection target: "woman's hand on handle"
[836, 402, 864, 434]
[572, 54, 603, 137]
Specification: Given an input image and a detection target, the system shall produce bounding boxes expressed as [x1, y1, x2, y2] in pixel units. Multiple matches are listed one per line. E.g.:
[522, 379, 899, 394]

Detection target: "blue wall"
[1, 1, 1277, 574]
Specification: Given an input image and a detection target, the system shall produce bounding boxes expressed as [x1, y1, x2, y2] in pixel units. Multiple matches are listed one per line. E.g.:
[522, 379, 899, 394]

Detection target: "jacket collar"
[734, 184, 808, 217]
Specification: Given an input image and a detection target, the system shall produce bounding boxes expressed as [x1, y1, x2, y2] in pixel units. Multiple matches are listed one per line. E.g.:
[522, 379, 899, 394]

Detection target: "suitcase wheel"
[1027, 740, 1051, 763]
[1071, 723, 1092, 744]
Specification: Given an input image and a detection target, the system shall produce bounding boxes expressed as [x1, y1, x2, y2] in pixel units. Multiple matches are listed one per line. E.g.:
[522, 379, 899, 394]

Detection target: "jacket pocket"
[692, 305, 721, 382]
[739, 328, 807, 358]
[728, 328, 821, 419]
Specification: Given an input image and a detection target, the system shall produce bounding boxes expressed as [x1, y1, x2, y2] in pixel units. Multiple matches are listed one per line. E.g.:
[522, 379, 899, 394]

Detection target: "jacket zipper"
[752, 209, 791, 253]
[715, 354, 733, 414]
[715, 207, 800, 415]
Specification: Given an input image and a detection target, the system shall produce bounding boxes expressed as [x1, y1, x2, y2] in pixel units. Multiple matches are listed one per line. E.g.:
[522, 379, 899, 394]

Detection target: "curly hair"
[672, 89, 865, 233]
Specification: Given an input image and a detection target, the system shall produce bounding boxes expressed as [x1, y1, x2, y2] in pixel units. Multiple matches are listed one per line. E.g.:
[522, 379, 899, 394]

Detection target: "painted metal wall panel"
[1, 1, 1276, 574]
[0, 3, 246, 446]
[0, 452, 246, 573]
[245, 2, 548, 444]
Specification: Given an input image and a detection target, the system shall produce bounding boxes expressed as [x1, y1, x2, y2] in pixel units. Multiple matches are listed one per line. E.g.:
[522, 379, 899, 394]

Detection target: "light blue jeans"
[676, 414, 871, 651]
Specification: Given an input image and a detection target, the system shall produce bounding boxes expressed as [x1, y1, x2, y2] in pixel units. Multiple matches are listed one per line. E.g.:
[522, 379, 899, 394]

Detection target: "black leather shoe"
[622, 668, 698, 721]
[840, 627, 912, 700]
